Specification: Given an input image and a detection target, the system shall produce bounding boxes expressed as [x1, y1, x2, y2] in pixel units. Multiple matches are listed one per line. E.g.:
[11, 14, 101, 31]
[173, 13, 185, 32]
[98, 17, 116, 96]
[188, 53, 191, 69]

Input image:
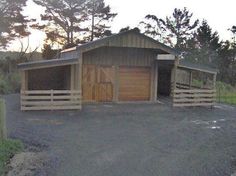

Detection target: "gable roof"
[61, 29, 180, 56]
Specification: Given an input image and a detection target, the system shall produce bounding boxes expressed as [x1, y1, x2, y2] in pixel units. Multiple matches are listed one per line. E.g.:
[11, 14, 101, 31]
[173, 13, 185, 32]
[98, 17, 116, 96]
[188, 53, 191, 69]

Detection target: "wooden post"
[152, 60, 158, 101]
[189, 71, 193, 89]
[0, 99, 7, 140]
[20, 70, 28, 111]
[70, 65, 75, 90]
[213, 73, 217, 89]
[150, 61, 154, 101]
[79, 52, 83, 105]
[171, 56, 179, 98]
[21, 70, 28, 91]
[171, 57, 179, 97]
[113, 65, 119, 102]
[75, 63, 79, 90]
[50, 89, 54, 110]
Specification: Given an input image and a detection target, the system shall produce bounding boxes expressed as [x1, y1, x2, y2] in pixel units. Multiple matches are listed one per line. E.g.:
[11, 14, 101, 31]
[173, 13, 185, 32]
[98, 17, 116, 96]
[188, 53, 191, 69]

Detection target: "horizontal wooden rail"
[21, 90, 82, 111]
[173, 88, 216, 107]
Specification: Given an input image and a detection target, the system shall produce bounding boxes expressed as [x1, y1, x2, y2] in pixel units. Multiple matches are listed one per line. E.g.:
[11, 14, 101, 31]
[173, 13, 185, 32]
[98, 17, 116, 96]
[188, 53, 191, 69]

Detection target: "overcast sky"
[8, 0, 236, 51]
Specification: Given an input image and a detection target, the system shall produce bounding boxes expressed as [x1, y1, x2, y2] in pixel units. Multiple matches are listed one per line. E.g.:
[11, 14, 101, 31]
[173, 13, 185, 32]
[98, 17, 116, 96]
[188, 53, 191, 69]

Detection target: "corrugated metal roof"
[179, 60, 218, 74]
[18, 58, 78, 70]
[76, 29, 180, 56]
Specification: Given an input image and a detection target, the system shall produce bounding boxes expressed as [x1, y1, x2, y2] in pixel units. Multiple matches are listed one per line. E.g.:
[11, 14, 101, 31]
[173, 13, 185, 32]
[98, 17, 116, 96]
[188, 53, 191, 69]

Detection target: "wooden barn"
[18, 29, 217, 110]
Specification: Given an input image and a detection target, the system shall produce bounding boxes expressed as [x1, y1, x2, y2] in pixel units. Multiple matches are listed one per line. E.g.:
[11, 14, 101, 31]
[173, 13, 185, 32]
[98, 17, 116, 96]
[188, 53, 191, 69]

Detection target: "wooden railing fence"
[173, 89, 216, 107]
[21, 90, 81, 111]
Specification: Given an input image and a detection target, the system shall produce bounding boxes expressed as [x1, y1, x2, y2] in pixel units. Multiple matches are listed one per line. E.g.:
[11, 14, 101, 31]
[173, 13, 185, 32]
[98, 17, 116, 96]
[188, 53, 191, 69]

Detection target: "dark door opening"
[158, 68, 171, 96]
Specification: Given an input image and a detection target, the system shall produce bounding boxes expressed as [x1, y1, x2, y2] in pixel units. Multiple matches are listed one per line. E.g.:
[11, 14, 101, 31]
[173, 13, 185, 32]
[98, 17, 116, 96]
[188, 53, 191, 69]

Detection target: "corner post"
[171, 56, 179, 97]
[79, 51, 83, 106]
[113, 65, 119, 102]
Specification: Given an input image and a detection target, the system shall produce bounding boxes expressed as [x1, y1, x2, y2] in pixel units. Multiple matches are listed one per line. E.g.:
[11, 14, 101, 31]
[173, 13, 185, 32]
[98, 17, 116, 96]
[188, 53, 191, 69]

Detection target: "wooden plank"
[173, 98, 215, 103]
[174, 93, 215, 98]
[174, 89, 216, 93]
[21, 105, 82, 111]
[21, 100, 81, 106]
[21, 90, 81, 94]
[173, 102, 214, 107]
[21, 95, 81, 100]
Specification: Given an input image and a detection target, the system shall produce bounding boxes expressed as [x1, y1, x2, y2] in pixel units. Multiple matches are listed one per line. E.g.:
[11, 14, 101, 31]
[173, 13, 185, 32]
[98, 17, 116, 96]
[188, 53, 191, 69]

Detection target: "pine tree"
[0, 0, 31, 48]
[164, 7, 199, 50]
[32, 0, 88, 47]
[195, 20, 221, 65]
[82, 0, 116, 42]
[140, 8, 199, 50]
[32, 0, 116, 47]
[139, 15, 172, 46]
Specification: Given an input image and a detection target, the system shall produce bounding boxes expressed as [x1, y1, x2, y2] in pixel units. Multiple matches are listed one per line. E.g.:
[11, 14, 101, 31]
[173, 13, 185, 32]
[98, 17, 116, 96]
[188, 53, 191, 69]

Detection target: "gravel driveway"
[4, 94, 236, 176]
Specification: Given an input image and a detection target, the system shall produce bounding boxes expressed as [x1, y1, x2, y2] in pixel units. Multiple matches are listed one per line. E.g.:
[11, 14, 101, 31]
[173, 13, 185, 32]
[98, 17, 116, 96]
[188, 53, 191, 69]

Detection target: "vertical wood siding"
[83, 47, 156, 66]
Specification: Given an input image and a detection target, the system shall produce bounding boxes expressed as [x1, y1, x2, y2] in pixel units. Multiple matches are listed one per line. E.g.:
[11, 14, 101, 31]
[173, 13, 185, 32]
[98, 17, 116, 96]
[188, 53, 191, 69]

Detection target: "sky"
[8, 0, 236, 52]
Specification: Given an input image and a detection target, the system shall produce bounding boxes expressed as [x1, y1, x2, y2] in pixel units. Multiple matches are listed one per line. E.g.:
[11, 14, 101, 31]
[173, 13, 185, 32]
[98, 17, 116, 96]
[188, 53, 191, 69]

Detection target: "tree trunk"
[91, 10, 95, 41]
[70, 21, 74, 44]
[67, 31, 70, 45]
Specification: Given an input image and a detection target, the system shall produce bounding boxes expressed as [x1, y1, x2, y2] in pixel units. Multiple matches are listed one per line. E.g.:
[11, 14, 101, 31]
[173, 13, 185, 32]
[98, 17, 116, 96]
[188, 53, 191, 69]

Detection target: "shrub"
[8, 72, 21, 93]
[0, 72, 21, 94]
[216, 81, 235, 93]
[0, 75, 11, 94]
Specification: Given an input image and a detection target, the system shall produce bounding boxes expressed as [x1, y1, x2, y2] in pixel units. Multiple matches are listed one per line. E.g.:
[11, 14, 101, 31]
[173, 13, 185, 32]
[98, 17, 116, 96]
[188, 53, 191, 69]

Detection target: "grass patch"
[216, 81, 236, 105]
[0, 139, 23, 175]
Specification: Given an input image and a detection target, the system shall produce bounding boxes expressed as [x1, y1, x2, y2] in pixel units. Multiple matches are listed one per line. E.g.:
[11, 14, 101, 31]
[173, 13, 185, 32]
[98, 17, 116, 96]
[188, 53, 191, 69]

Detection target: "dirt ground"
[4, 94, 236, 176]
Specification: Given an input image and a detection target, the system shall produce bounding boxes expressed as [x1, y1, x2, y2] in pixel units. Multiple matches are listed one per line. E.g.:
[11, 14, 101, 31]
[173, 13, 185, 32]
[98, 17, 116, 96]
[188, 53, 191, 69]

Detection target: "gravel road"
[4, 94, 236, 176]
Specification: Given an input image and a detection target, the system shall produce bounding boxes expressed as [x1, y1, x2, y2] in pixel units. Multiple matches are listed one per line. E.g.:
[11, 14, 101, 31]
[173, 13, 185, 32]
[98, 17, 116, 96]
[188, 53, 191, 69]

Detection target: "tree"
[218, 41, 236, 85]
[229, 26, 236, 45]
[81, 0, 116, 42]
[33, 0, 116, 47]
[139, 15, 172, 46]
[196, 20, 221, 64]
[140, 8, 199, 50]
[33, 0, 88, 47]
[163, 7, 199, 50]
[119, 26, 130, 33]
[184, 20, 221, 66]
[42, 44, 59, 60]
[0, 0, 31, 48]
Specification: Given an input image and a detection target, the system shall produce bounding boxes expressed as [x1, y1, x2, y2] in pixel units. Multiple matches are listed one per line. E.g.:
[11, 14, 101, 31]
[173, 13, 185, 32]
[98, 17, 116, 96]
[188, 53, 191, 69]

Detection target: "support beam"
[113, 65, 119, 102]
[70, 65, 75, 90]
[213, 73, 217, 89]
[21, 70, 28, 91]
[150, 61, 155, 101]
[152, 61, 158, 101]
[189, 71, 193, 89]
[171, 56, 179, 97]
[79, 52, 83, 100]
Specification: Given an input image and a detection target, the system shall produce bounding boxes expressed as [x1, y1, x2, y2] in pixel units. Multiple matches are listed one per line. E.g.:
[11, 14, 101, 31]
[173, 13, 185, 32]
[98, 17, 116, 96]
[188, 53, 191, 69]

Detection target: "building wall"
[81, 47, 159, 102]
[83, 47, 156, 66]
[28, 65, 71, 90]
